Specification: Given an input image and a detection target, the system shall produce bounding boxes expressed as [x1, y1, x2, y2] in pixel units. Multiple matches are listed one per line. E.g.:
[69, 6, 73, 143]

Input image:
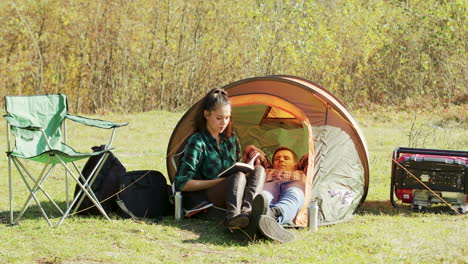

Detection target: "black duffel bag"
[116, 170, 173, 220]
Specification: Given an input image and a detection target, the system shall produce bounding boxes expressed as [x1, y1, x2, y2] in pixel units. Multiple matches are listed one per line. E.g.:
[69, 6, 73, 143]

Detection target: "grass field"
[0, 106, 467, 263]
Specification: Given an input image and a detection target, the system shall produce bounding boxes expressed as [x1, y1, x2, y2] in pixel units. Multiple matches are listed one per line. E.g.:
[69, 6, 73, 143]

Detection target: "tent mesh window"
[259, 106, 303, 128]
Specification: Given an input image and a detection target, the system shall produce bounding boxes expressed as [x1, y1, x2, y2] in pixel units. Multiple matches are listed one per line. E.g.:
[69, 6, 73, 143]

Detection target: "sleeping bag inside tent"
[167, 75, 369, 226]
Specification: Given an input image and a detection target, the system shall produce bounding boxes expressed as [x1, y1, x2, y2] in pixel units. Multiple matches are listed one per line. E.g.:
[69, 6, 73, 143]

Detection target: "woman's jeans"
[262, 180, 305, 224]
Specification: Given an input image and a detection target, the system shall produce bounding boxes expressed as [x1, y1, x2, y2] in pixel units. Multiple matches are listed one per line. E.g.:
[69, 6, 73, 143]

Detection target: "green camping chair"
[4, 94, 128, 227]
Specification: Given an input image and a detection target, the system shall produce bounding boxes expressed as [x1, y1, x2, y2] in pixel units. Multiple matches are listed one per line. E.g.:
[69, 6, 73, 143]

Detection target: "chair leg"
[55, 159, 111, 227]
[15, 164, 64, 222]
[56, 170, 111, 227]
[7, 121, 14, 225]
[11, 158, 54, 227]
[11, 155, 112, 227]
[63, 121, 70, 209]
[71, 152, 110, 214]
[8, 155, 13, 225]
[71, 161, 102, 204]
[65, 167, 69, 210]
[14, 158, 64, 216]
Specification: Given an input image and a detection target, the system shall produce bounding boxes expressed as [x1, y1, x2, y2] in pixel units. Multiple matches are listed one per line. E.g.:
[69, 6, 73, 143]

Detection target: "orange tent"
[167, 75, 369, 226]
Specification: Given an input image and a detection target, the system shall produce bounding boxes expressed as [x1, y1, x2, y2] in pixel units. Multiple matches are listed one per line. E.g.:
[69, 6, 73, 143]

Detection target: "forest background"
[1, 0, 466, 114]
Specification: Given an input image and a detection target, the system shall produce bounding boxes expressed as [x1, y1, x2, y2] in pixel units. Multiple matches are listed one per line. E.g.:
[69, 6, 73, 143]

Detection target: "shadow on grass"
[2, 199, 461, 231]
[356, 200, 462, 216]
[0, 200, 71, 225]
[161, 208, 254, 246]
[0, 202, 254, 246]
[356, 200, 399, 215]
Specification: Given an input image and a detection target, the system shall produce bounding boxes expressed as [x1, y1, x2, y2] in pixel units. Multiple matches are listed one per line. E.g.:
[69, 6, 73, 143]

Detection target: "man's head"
[272, 146, 297, 171]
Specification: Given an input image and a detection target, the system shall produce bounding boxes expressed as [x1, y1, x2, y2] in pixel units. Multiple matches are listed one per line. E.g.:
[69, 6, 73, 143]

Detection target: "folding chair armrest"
[4, 115, 41, 130]
[66, 114, 128, 129]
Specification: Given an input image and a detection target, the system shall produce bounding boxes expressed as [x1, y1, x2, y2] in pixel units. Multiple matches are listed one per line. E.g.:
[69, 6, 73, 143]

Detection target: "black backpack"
[73, 145, 125, 215]
[73, 145, 172, 219]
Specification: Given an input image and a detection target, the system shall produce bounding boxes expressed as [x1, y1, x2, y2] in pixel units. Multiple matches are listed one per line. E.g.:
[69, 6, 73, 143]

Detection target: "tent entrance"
[230, 94, 311, 160]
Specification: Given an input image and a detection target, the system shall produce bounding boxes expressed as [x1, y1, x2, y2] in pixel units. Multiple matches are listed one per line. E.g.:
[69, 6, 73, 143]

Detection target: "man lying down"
[243, 145, 308, 243]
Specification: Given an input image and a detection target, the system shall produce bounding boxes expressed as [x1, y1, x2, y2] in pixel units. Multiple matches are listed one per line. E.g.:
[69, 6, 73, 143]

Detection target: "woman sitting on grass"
[174, 88, 266, 230]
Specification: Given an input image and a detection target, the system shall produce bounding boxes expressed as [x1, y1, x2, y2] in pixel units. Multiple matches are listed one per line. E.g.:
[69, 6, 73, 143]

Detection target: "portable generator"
[390, 147, 468, 213]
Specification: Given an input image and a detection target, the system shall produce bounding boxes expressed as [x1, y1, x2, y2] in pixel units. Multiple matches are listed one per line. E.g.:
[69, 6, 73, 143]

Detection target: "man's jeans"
[262, 180, 305, 224]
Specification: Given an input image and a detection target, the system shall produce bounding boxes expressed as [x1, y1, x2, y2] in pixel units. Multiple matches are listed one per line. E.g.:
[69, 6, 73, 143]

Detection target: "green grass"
[0, 108, 467, 263]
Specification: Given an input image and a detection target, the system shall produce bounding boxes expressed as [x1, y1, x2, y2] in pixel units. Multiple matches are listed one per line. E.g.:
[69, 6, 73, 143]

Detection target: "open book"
[218, 152, 260, 178]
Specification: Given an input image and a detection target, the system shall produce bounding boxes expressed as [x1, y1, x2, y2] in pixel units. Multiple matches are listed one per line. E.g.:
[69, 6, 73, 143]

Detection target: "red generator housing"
[390, 147, 468, 213]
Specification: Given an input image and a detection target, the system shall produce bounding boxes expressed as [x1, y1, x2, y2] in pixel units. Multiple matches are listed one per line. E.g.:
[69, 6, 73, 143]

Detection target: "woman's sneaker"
[184, 201, 213, 218]
[258, 215, 295, 243]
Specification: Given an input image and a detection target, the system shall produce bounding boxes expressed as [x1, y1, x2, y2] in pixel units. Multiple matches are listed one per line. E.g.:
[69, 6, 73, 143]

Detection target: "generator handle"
[390, 148, 400, 208]
[395, 147, 468, 158]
